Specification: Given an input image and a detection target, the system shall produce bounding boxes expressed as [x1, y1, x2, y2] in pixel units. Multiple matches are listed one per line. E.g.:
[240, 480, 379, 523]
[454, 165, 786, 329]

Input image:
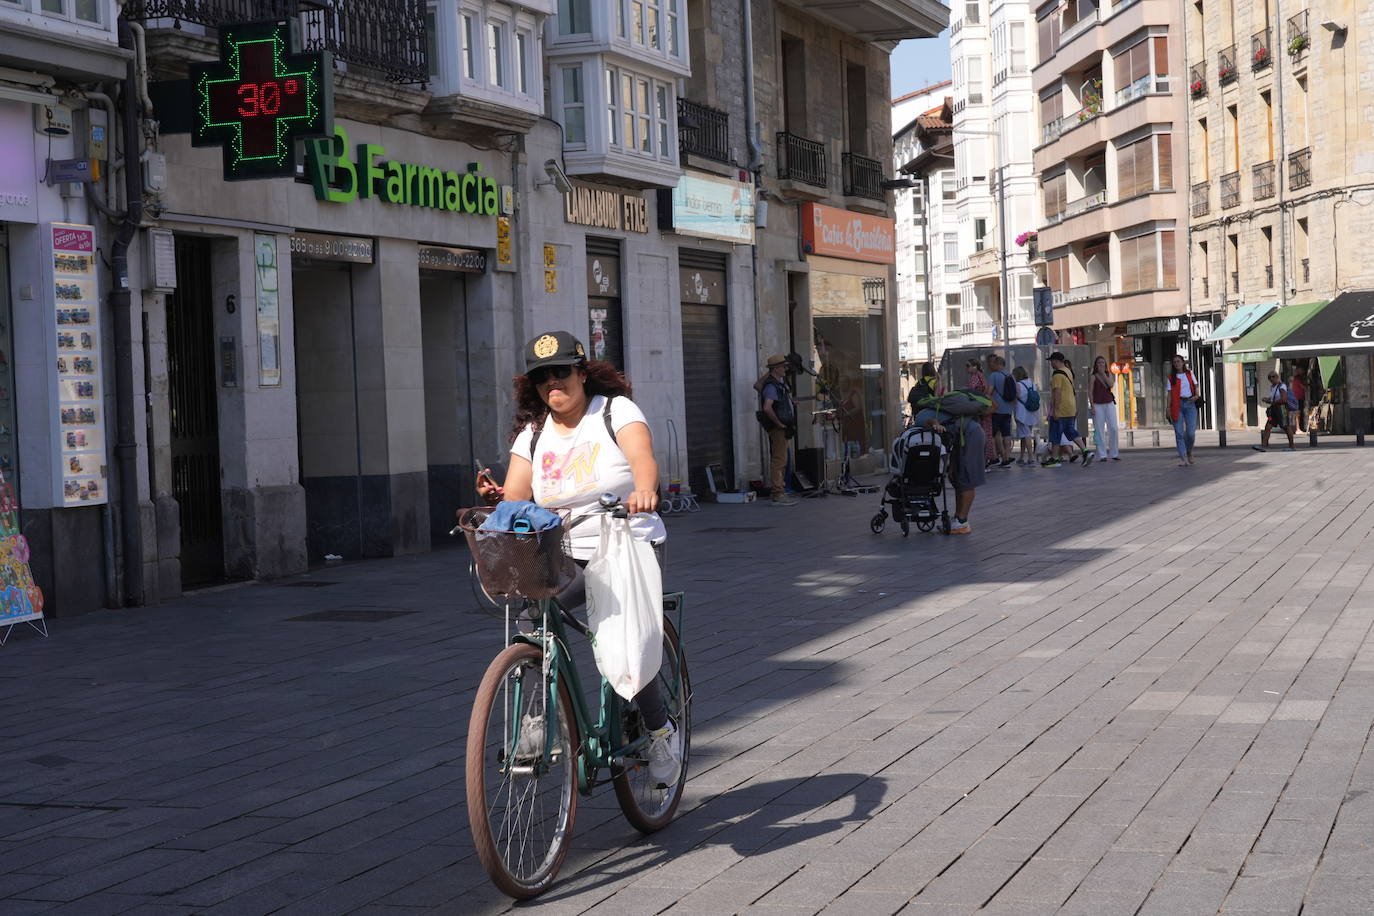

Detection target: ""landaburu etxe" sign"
[305, 127, 499, 216]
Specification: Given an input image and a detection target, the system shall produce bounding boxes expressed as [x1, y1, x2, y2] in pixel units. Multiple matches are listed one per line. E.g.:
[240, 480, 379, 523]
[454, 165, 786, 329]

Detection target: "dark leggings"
[553, 556, 669, 731]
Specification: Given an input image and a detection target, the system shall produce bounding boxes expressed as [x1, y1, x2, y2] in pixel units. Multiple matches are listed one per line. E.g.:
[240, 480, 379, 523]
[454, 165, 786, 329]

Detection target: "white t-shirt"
[1014, 379, 1040, 427]
[511, 394, 666, 560]
[1169, 372, 1196, 398]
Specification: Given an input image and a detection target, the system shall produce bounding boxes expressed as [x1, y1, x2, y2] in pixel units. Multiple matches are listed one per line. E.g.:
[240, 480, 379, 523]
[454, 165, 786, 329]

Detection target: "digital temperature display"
[191, 20, 333, 181]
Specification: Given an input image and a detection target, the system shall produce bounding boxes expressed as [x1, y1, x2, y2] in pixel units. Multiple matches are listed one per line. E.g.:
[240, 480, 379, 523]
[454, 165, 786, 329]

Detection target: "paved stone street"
[4, 442, 1374, 914]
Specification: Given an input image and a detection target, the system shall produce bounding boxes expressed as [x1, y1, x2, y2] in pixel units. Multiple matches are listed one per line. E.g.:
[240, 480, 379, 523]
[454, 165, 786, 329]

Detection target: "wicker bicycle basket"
[456, 506, 576, 600]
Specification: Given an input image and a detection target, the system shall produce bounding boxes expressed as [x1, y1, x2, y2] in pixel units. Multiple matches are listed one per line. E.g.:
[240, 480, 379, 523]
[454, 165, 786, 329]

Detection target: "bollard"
[1126, 429, 1135, 448]
[1310, 429, 1319, 448]
[1218, 429, 1227, 448]
[1151, 429, 1160, 447]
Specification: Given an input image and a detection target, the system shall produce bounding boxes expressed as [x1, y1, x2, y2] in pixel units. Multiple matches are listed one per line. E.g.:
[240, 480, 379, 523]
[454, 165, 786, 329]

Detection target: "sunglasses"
[528, 364, 575, 385]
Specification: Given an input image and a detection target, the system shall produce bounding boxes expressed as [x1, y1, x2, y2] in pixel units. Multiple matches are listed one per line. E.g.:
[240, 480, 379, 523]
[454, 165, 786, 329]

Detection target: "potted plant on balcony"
[1077, 80, 1103, 122]
[1218, 63, 1235, 82]
[1190, 79, 1205, 97]
[1288, 33, 1307, 55]
[1253, 46, 1270, 66]
[1015, 230, 1039, 258]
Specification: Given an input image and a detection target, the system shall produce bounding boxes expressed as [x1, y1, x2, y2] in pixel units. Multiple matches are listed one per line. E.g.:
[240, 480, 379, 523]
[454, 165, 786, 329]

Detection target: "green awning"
[1223, 300, 1331, 363]
[1319, 355, 1345, 388]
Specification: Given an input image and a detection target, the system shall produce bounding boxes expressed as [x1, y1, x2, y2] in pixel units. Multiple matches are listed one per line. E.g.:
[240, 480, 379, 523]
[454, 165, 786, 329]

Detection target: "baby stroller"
[870, 427, 951, 536]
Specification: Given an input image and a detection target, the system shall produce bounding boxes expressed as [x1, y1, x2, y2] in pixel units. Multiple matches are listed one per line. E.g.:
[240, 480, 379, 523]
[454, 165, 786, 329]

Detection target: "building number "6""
[237, 79, 300, 118]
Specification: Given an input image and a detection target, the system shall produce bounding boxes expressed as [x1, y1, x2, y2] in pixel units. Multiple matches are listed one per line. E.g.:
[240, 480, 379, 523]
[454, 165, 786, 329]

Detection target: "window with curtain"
[1114, 35, 1170, 102]
[1120, 231, 1175, 292]
[1116, 134, 1172, 198]
[1046, 255, 1069, 292]
[1040, 88, 1062, 128]
[1043, 171, 1067, 220]
[1038, 11, 1060, 64]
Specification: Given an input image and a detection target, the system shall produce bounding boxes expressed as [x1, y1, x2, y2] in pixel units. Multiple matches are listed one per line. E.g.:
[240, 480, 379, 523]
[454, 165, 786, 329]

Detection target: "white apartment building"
[949, 0, 1039, 346]
[892, 80, 951, 366]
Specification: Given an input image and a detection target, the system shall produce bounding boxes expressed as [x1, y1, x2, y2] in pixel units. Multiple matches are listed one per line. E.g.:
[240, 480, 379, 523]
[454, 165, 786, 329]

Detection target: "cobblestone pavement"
[4, 443, 1374, 915]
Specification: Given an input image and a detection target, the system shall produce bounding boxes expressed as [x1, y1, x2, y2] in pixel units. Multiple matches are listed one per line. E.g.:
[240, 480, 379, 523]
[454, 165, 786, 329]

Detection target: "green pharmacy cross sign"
[191, 20, 333, 181]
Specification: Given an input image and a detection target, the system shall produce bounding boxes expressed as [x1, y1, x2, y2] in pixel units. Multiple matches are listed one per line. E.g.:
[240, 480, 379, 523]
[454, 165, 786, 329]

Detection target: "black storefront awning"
[1272, 289, 1374, 356]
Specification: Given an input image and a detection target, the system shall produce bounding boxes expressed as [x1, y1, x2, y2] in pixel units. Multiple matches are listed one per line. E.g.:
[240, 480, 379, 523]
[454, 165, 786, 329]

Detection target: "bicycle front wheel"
[466, 643, 579, 899]
[614, 616, 692, 832]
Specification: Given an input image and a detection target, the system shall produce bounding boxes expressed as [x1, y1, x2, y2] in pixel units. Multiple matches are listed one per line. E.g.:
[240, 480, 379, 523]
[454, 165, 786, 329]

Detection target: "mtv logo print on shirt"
[538, 442, 604, 503]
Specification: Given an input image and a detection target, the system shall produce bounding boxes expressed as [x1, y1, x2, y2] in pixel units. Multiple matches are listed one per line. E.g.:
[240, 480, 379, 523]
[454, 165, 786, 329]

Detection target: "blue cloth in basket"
[479, 500, 562, 533]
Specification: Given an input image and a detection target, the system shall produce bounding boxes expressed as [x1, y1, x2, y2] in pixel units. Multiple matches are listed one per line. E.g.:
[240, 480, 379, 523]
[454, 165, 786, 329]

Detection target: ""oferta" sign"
[306, 127, 498, 216]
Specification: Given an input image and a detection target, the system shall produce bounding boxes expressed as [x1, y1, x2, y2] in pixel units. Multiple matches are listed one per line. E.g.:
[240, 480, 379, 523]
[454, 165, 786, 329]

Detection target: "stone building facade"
[1187, 0, 1374, 430]
[892, 81, 952, 368]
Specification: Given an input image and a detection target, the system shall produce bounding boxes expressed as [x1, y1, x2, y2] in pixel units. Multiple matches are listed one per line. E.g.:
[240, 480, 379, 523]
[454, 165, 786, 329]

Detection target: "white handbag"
[585, 516, 663, 700]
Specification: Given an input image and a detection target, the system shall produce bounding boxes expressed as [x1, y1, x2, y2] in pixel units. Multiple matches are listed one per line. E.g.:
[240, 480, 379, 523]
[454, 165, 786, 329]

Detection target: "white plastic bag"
[585, 516, 663, 700]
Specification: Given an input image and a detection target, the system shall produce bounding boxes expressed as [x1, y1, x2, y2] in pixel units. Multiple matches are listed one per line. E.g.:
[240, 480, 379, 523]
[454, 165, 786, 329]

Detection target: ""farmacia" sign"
[306, 127, 498, 216]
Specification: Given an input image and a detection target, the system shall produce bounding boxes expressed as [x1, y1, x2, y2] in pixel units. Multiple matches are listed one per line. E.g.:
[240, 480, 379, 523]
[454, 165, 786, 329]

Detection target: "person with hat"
[1046, 351, 1093, 468]
[756, 353, 799, 506]
[474, 331, 681, 787]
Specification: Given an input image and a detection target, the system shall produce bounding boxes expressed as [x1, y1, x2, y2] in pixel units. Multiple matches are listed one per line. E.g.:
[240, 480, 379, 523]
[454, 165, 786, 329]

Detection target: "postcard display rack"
[50, 223, 108, 508]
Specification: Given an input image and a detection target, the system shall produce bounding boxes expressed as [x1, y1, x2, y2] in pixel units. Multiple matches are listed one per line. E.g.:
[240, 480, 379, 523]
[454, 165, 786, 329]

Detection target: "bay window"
[562, 66, 586, 145]
[1114, 34, 1170, 105]
[488, 18, 507, 88]
[1043, 171, 1067, 222]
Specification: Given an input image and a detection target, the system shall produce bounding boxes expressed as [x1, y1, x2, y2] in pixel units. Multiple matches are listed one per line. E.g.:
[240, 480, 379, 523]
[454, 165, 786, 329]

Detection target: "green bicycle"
[458, 499, 692, 899]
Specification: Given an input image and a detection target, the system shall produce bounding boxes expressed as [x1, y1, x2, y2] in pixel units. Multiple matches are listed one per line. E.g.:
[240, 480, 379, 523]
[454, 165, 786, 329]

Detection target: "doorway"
[420, 274, 474, 541]
[679, 255, 733, 495]
[167, 236, 224, 585]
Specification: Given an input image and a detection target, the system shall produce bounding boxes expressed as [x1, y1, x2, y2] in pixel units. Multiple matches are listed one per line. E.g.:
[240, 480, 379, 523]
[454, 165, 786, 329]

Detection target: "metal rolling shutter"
[678, 250, 733, 496]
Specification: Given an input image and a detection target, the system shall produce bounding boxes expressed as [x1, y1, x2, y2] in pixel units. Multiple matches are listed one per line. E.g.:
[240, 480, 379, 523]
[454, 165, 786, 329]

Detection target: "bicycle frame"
[504, 591, 686, 796]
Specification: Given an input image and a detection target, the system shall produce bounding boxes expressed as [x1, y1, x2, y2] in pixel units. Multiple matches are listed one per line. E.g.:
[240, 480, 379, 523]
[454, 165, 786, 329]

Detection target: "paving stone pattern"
[4, 445, 1374, 914]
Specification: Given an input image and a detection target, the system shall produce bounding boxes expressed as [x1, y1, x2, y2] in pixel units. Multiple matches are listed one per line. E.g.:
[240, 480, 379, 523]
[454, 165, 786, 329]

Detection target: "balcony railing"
[1201, 276, 1209, 297]
[1265, 265, 1274, 288]
[776, 132, 828, 188]
[1220, 171, 1240, 208]
[1253, 160, 1276, 200]
[1252, 29, 1272, 71]
[1189, 64, 1207, 99]
[1301, 258, 1310, 284]
[1060, 8, 1099, 45]
[1288, 10, 1309, 58]
[678, 98, 730, 164]
[1065, 189, 1107, 218]
[1191, 180, 1210, 217]
[1052, 280, 1109, 305]
[1231, 271, 1240, 293]
[127, 0, 430, 84]
[842, 152, 884, 201]
[1041, 117, 1066, 146]
[1218, 45, 1238, 85]
[1289, 147, 1311, 190]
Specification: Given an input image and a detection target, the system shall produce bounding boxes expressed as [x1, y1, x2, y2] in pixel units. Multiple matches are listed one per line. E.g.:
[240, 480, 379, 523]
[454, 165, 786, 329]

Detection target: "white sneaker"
[646, 721, 682, 787]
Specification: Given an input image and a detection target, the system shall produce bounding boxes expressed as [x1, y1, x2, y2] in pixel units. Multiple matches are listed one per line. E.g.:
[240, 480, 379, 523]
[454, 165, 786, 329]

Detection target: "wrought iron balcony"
[1231, 270, 1239, 293]
[1220, 170, 1240, 209]
[1189, 64, 1206, 99]
[678, 98, 730, 164]
[1287, 10, 1309, 58]
[1191, 180, 1210, 217]
[1301, 257, 1310, 284]
[1217, 45, 1238, 85]
[1265, 264, 1274, 288]
[842, 152, 884, 201]
[1289, 147, 1311, 190]
[1201, 276, 1209, 298]
[1253, 160, 1276, 200]
[125, 0, 429, 84]
[1252, 29, 1272, 70]
[776, 131, 828, 188]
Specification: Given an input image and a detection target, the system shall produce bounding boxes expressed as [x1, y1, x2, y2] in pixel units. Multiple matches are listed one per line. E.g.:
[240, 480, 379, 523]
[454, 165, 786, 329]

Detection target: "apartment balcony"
[1189, 64, 1206, 100]
[1217, 45, 1238, 86]
[1065, 189, 1107, 219]
[1034, 93, 1173, 164]
[776, 131, 828, 190]
[1053, 280, 1110, 305]
[1287, 10, 1309, 62]
[678, 98, 730, 165]
[1059, 7, 1099, 46]
[1191, 180, 1210, 217]
[786, 0, 947, 42]
[842, 152, 884, 202]
[127, 0, 429, 84]
[968, 247, 1001, 284]
[1220, 171, 1240, 209]
[1253, 160, 1276, 200]
[1252, 29, 1272, 71]
[1289, 147, 1311, 190]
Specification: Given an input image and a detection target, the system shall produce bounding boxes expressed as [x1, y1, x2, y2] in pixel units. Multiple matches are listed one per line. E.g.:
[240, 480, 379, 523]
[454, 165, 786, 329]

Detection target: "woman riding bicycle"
[476, 330, 682, 787]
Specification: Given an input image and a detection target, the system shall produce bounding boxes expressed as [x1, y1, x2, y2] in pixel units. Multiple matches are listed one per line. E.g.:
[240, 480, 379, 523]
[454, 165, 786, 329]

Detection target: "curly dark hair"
[508, 360, 633, 443]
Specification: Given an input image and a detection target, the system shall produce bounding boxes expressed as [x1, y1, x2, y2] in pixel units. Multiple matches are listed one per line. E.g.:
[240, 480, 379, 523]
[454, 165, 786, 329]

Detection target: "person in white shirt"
[1012, 366, 1040, 466]
[1254, 370, 1298, 452]
[477, 330, 679, 786]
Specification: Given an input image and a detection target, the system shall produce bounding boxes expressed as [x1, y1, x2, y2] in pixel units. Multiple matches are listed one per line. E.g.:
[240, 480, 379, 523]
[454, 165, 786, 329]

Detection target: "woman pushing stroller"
[874, 392, 987, 537]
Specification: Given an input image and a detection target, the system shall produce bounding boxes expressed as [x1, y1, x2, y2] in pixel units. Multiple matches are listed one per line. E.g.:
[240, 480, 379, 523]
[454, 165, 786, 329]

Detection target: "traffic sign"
[1033, 286, 1054, 327]
[1035, 326, 1056, 347]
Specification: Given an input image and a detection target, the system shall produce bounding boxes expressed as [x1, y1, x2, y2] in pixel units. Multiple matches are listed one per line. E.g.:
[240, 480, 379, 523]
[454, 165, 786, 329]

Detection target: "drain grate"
[281, 581, 340, 588]
[288, 609, 416, 623]
[698, 526, 771, 533]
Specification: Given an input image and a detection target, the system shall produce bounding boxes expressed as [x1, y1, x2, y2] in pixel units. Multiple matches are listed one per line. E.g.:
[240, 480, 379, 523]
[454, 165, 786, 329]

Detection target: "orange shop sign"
[800, 202, 896, 265]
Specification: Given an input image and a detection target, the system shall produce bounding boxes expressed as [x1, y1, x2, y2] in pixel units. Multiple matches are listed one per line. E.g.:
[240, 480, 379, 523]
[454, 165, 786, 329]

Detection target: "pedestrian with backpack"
[906, 361, 940, 418]
[965, 357, 997, 466]
[1090, 356, 1121, 462]
[1253, 370, 1298, 453]
[1012, 366, 1040, 466]
[987, 355, 1016, 469]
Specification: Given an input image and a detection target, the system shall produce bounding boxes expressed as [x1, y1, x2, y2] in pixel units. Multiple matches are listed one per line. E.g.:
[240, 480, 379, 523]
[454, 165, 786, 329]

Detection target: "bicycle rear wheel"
[614, 617, 691, 832]
[466, 643, 579, 899]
